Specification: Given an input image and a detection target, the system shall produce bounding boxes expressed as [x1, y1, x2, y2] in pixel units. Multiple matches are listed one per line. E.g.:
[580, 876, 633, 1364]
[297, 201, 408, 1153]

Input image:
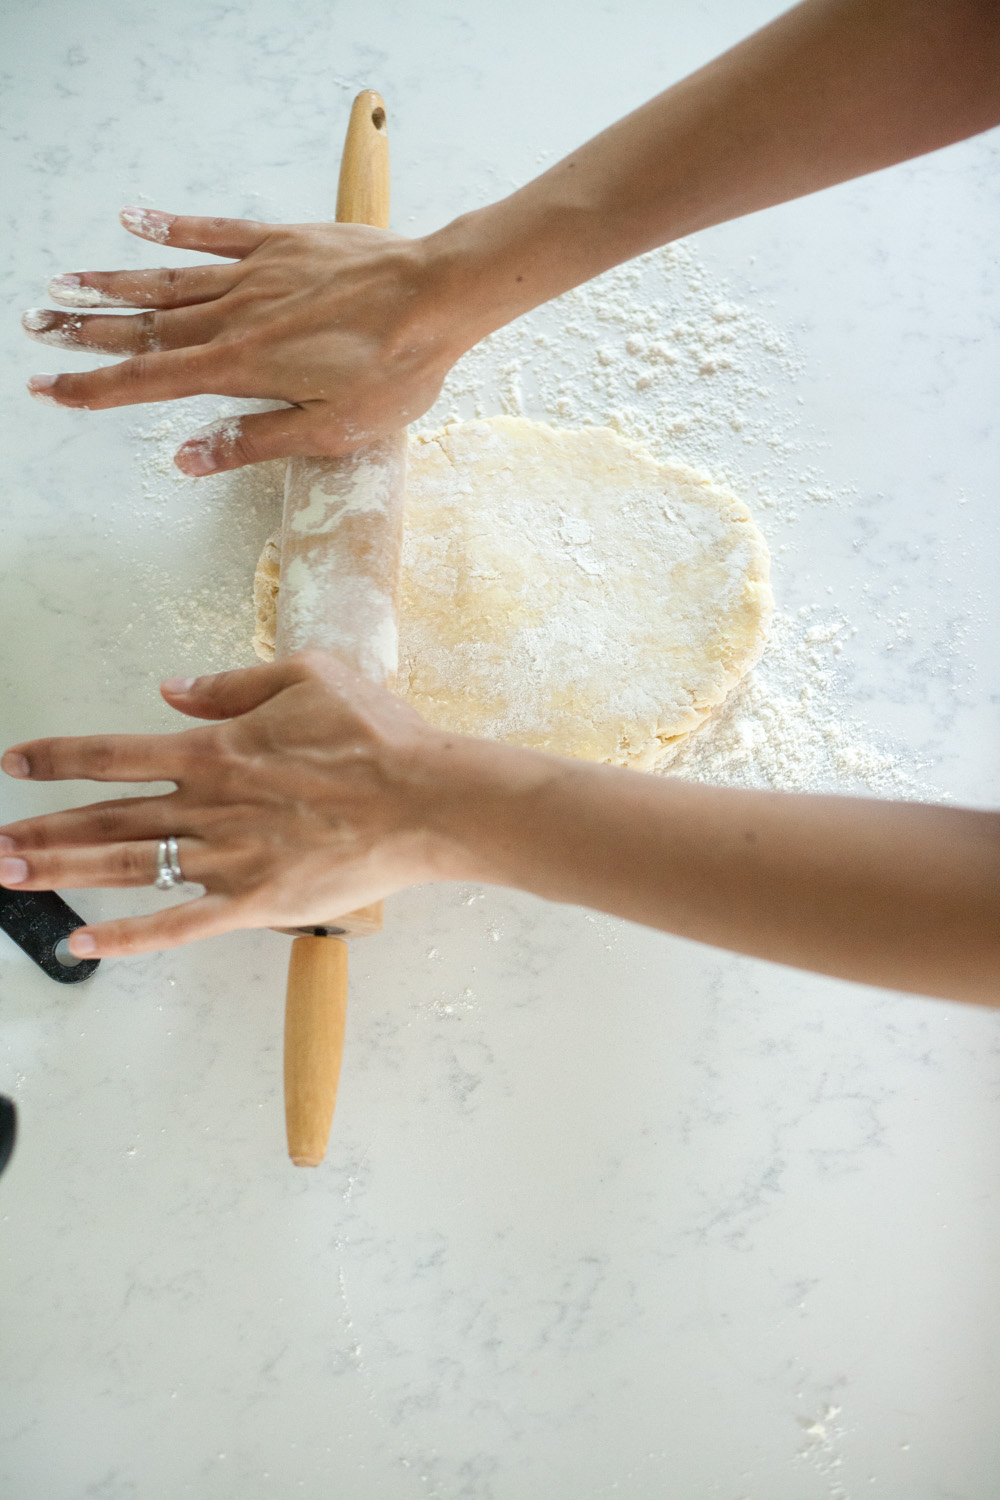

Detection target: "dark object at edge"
[0, 1096, 15, 1177]
[0, 888, 100, 983]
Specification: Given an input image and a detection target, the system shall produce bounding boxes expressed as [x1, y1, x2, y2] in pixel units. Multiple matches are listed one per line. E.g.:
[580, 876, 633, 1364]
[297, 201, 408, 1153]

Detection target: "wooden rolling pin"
[275, 90, 407, 1167]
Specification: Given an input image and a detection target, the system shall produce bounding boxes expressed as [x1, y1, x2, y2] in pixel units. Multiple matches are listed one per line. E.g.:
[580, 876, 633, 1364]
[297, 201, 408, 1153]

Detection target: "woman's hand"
[0, 654, 468, 957]
[24, 6, 1000, 479]
[22, 209, 468, 475]
[3, 650, 998, 1001]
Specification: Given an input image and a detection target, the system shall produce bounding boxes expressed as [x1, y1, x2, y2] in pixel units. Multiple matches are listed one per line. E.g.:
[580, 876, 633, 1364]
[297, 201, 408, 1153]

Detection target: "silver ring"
[154, 837, 184, 890]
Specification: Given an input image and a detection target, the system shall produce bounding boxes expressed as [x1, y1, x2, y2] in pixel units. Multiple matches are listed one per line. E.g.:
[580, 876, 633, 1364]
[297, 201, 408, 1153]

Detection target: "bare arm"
[2, 658, 998, 1005]
[440, 0, 1000, 339]
[428, 733, 1000, 1006]
[24, 0, 1000, 472]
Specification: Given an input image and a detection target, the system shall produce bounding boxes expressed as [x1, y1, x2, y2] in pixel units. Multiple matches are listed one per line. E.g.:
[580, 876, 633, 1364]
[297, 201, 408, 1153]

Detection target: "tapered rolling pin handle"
[337, 90, 390, 227]
[284, 937, 348, 1167]
[283, 90, 393, 1168]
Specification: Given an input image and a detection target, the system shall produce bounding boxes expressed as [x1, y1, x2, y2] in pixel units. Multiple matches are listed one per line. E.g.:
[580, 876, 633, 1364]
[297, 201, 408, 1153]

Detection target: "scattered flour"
[415, 241, 933, 799]
[670, 611, 927, 796]
[795, 1402, 851, 1500]
[129, 240, 935, 801]
[130, 407, 285, 675]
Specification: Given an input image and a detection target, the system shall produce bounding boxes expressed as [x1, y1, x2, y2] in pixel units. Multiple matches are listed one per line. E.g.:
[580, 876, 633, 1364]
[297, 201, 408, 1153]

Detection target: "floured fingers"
[45, 260, 236, 311]
[22, 302, 220, 357]
[119, 207, 271, 258]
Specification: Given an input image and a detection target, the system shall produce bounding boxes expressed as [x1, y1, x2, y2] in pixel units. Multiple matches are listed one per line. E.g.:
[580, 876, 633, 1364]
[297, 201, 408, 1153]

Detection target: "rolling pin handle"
[284, 936, 349, 1168]
[336, 90, 391, 230]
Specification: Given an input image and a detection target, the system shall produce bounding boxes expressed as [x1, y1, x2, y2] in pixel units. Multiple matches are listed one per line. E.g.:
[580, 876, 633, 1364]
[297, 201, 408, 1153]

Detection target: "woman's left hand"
[0, 654, 460, 958]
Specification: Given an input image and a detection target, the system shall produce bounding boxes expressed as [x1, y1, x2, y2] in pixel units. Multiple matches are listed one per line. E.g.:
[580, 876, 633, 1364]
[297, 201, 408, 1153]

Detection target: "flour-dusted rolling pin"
[275, 90, 407, 1167]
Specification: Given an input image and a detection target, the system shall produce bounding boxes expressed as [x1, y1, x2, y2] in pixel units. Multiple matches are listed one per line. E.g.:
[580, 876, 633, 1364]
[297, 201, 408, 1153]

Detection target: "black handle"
[0, 888, 100, 983]
[0, 1096, 15, 1178]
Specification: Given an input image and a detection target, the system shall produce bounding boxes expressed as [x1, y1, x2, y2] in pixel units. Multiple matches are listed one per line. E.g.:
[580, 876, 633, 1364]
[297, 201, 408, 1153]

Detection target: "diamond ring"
[154, 837, 184, 890]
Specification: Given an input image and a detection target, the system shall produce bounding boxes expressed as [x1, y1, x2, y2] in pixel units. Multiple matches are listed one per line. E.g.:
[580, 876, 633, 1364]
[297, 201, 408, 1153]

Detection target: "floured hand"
[23, 209, 464, 473]
[0, 655, 470, 956]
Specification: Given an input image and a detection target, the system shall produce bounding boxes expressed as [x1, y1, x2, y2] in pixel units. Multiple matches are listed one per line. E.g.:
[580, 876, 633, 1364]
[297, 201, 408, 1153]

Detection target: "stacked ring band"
[154, 837, 184, 890]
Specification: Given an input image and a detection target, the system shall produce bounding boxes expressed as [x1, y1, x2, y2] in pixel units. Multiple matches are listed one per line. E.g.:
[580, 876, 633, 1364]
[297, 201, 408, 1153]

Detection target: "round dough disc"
[254, 416, 772, 770]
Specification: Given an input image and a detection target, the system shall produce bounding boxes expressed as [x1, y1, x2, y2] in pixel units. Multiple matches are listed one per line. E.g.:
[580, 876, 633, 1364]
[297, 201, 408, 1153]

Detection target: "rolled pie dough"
[254, 416, 772, 770]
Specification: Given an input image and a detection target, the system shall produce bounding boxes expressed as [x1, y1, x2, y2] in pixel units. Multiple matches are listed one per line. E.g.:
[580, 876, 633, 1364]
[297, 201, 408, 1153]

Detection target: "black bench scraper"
[0, 888, 100, 983]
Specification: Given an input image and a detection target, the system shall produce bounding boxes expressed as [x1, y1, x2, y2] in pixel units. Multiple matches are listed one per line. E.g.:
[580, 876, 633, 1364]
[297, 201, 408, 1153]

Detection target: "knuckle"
[175, 742, 213, 784]
[176, 728, 211, 764]
[93, 805, 125, 840]
[199, 670, 232, 701]
[106, 923, 141, 956]
[85, 742, 119, 777]
[141, 310, 162, 352]
[179, 731, 241, 791]
[226, 425, 260, 467]
[33, 853, 62, 884]
[121, 354, 151, 389]
[122, 844, 154, 880]
[74, 317, 104, 350]
[211, 757, 248, 802]
[160, 265, 182, 303]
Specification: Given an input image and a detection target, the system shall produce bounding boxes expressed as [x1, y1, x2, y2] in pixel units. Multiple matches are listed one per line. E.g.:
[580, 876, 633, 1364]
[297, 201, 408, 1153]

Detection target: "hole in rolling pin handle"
[371, 106, 386, 131]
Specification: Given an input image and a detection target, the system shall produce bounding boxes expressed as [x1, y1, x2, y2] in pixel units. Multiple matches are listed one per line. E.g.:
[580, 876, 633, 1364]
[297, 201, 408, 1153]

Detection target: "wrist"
[417, 183, 598, 352]
[411, 213, 513, 359]
[402, 726, 565, 889]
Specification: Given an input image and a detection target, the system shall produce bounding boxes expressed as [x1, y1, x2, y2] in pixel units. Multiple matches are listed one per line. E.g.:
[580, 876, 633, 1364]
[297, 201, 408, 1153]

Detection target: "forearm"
[426, 736, 1000, 1005]
[3, 657, 997, 988]
[429, 0, 1000, 344]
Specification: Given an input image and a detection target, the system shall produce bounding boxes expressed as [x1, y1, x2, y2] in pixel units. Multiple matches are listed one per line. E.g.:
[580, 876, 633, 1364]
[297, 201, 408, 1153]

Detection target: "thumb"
[173, 406, 318, 476]
[161, 660, 302, 720]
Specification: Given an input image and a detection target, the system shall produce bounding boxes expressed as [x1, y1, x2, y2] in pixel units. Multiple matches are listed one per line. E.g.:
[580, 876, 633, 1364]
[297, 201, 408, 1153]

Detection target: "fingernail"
[0, 858, 29, 886]
[162, 676, 197, 694]
[175, 416, 244, 477]
[47, 275, 126, 309]
[24, 310, 84, 349]
[48, 273, 100, 307]
[69, 931, 97, 956]
[1, 752, 30, 779]
[174, 444, 218, 477]
[27, 375, 62, 408]
[22, 308, 58, 332]
[120, 206, 174, 245]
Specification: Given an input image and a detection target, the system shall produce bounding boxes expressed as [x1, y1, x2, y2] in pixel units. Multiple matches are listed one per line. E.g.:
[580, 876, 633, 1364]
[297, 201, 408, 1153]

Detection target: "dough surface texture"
[254, 416, 772, 770]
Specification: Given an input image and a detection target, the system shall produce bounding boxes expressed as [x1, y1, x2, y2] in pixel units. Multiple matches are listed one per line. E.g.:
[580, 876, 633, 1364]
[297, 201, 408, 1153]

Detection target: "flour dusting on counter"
[129, 407, 284, 674]
[129, 242, 935, 800]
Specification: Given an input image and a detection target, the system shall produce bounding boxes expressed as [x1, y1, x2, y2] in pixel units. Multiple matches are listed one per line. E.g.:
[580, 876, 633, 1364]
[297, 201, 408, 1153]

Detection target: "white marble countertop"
[2, 2, 999, 1497]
